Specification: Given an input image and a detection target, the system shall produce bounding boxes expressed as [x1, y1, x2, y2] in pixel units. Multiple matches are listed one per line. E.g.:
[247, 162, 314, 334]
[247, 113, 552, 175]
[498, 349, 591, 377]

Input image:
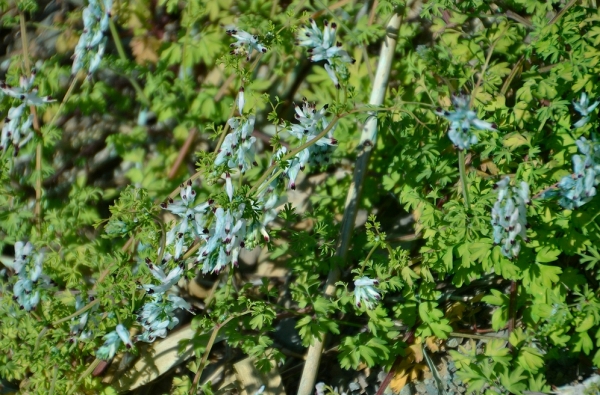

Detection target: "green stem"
[458, 150, 471, 210]
[246, 115, 341, 197]
[190, 312, 250, 394]
[67, 359, 101, 395]
[108, 20, 151, 107]
[52, 299, 100, 326]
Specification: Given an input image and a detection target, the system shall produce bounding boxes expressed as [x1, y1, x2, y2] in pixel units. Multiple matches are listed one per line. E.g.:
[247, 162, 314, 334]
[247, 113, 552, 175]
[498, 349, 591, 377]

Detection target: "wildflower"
[161, 180, 211, 259]
[96, 323, 131, 360]
[69, 295, 96, 344]
[545, 136, 600, 209]
[1, 70, 55, 155]
[296, 19, 355, 88]
[297, 19, 354, 65]
[353, 276, 381, 309]
[237, 87, 245, 114]
[226, 27, 267, 61]
[141, 258, 184, 295]
[197, 204, 247, 274]
[573, 92, 599, 128]
[435, 94, 497, 150]
[10, 241, 46, 312]
[216, 111, 257, 174]
[225, 172, 234, 201]
[116, 324, 133, 349]
[491, 177, 530, 259]
[276, 99, 338, 189]
[136, 294, 193, 343]
[72, 0, 113, 77]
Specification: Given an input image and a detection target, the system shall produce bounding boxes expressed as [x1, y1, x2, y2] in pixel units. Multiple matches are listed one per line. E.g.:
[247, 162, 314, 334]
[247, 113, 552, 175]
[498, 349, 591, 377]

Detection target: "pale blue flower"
[436, 94, 497, 150]
[353, 276, 381, 310]
[491, 177, 530, 259]
[226, 27, 267, 61]
[573, 92, 599, 128]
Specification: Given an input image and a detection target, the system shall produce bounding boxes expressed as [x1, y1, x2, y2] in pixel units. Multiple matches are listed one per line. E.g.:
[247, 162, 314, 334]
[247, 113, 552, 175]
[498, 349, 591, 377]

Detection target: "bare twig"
[168, 128, 197, 179]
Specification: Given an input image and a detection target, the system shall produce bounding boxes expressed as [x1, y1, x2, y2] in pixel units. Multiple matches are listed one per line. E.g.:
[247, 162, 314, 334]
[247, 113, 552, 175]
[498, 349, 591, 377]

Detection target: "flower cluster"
[68, 295, 97, 345]
[573, 92, 599, 129]
[9, 241, 46, 311]
[135, 257, 193, 342]
[545, 136, 600, 209]
[491, 177, 530, 259]
[96, 324, 133, 360]
[160, 181, 255, 274]
[296, 19, 355, 88]
[196, 204, 247, 274]
[275, 99, 338, 190]
[216, 88, 257, 174]
[353, 277, 381, 310]
[72, 0, 113, 77]
[435, 94, 497, 150]
[161, 180, 211, 260]
[1, 69, 55, 155]
[226, 28, 267, 61]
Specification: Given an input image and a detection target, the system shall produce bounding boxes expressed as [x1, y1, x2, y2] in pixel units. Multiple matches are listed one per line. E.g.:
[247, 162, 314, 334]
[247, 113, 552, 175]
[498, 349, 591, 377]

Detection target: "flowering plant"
[2, 1, 600, 395]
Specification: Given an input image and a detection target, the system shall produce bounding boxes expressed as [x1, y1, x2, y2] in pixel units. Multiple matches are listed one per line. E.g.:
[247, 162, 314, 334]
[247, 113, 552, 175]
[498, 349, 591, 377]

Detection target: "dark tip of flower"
[126, 343, 132, 349]
[356, 302, 361, 308]
[208, 199, 214, 205]
[525, 238, 531, 243]
[89, 296, 95, 301]
[240, 241, 245, 248]
[233, 260, 238, 267]
[19, 94, 25, 100]
[178, 232, 184, 238]
[510, 239, 516, 245]
[261, 48, 267, 53]
[230, 50, 236, 55]
[148, 289, 154, 294]
[145, 257, 152, 264]
[307, 48, 313, 53]
[493, 242, 498, 246]
[491, 123, 498, 129]
[336, 41, 342, 47]
[160, 202, 168, 209]
[168, 198, 174, 204]
[324, 19, 328, 26]
[12, 295, 18, 300]
[187, 179, 192, 186]
[309, 18, 314, 23]
[19, 305, 24, 310]
[330, 138, 338, 144]
[264, 235, 269, 242]
[331, 22, 337, 29]
[300, 165, 305, 171]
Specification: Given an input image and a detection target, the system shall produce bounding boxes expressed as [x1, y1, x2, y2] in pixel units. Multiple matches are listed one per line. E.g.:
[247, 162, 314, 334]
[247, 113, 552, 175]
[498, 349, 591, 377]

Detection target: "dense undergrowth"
[2, 0, 600, 394]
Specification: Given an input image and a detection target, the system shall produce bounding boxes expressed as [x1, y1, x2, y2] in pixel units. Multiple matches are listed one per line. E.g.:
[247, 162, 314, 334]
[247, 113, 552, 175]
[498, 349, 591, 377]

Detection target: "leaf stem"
[190, 312, 249, 394]
[458, 149, 471, 210]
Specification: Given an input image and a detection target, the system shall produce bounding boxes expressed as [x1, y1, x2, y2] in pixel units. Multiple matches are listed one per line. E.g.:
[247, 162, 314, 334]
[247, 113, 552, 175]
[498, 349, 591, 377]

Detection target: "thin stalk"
[49, 365, 58, 395]
[297, 13, 402, 395]
[458, 150, 470, 210]
[108, 20, 150, 107]
[190, 312, 249, 394]
[246, 115, 340, 197]
[67, 359, 101, 395]
[19, 12, 43, 230]
[52, 299, 100, 326]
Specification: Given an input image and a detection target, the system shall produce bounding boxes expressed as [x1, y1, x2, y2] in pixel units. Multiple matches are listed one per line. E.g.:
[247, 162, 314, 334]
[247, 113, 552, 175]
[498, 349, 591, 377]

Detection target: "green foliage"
[2, 0, 600, 393]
